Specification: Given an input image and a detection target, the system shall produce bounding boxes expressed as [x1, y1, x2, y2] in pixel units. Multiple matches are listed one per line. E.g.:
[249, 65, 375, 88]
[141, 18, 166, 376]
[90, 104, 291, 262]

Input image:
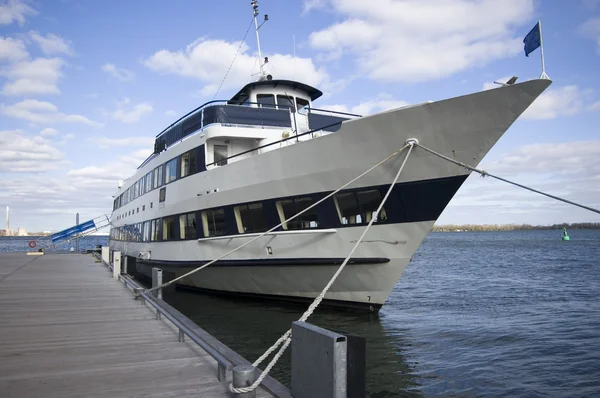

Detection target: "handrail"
[302, 107, 362, 118]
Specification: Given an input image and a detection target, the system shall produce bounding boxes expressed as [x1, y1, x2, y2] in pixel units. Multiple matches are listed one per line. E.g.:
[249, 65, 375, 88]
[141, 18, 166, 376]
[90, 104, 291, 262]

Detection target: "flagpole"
[538, 20, 549, 79]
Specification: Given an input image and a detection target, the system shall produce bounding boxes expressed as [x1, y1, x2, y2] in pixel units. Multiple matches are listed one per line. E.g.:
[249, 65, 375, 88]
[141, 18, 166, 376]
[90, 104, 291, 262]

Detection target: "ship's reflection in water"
[162, 288, 420, 397]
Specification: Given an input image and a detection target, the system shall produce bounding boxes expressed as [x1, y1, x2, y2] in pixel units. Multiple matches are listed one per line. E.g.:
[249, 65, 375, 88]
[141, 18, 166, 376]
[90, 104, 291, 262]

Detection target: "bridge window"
[257, 94, 275, 108]
[277, 95, 295, 112]
[296, 98, 309, 112]
[214, 145, 228, 166]
[179, 212, 196, 239]
[202, 208, 226, 237]
[277, 197, 318, 230]
[334, 189, 388, 225]
[165, 158, 177, 183]
[181, 150, 196, 177]
[235, 202, 268, 233]
[162, 216, 177, 241]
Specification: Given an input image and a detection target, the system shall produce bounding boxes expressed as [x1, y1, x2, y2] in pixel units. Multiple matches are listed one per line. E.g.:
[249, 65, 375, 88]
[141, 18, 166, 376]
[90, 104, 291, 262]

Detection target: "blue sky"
[1, 0, 599, 232]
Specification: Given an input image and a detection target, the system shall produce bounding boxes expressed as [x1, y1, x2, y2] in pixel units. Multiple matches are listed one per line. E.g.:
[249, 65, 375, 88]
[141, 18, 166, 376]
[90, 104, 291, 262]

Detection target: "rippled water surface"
[163, 230, 600, 397]
[0, 235, 108, 252]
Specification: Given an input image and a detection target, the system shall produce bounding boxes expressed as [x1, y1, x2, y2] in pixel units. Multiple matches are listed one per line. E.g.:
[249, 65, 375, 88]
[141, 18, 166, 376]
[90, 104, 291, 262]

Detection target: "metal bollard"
[152, 268, 163, 320]
[178, 328, 185, 343]
[113, 251, 121, 280]
[232, 365, 256, 398]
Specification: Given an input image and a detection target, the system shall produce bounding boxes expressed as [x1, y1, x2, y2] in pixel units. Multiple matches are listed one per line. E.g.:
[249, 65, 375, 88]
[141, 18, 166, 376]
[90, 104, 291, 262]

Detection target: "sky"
[1, 0, 599, 232]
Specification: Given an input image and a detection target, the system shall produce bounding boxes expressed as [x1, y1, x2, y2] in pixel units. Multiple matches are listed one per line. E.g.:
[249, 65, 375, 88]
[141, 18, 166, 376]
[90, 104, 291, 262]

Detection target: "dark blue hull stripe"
[138, 257, 390, 268]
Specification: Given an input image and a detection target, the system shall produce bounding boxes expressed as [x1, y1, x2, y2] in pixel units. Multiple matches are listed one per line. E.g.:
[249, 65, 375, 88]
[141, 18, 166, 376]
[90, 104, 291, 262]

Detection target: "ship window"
[257, 94, 276, 108]
[334, 189, 388, 225]
[181, 150, 196, 177]
[151, 219, 160, 241]
[234, 202, 268, 233]
[276, 197, 318, 230]
[154, 165, 163, 188]
[139, 178, 145, 196]
[214, 145, 228, 166]
[202, 208, 226, 237]
[277, 95, 295, 112]
[165, 158, 177, 183]
[133, 182, 138, 199]
[179, 213, 196, 240]
[159, 187, 166, 203]
[296, 97, 308, 112]
[145, 171, 153, 192]
[143, 221, 151, 241]
[162, 216, 177, 241]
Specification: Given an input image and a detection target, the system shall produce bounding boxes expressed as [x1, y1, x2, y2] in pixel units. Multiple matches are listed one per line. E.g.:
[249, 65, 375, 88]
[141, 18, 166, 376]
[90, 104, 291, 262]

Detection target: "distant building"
[0, 229, 6, 236]
[17, 228, 27, 236]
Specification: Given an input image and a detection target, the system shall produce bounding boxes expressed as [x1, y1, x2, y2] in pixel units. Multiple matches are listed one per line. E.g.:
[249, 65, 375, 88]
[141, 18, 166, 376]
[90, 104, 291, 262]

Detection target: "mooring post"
[152, 268, 163, 320]
[101, 246, 109, 265]
[123, 256, 128, 275]
[75, 212, 79, 253]
[232, 365, 256, 398]
[113, 251, 121, 280]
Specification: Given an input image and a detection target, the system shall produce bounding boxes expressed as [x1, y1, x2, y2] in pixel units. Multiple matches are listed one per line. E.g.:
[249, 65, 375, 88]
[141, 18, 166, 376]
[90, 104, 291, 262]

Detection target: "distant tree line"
[432, 223, 600, 232]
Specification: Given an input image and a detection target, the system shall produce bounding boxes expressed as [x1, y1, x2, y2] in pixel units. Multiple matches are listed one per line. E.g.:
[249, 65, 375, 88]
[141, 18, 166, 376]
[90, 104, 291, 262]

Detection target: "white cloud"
[302, 0, 327, 14]
[2, 99, 100, 126]
[0, 0, 36, 26]
[91, 136, 154, 149]
[309, 0, 534, 83]
[522, 85, 591, 120]
[143, 38, 328, 97]
[28, 31, 74, 55]
[324, 94, 409, 115]
[1, 57, 64, 96]
[580, 17, 600, 54]
[0, 129, 63, 172]
[589, 100, 600, 112]
[439, 140, 600, 225]
[111, 98, 153, 123]
[102, 63, 135, 81]
[39, 127, 57, 137]
[0, 36, 29, 62]
[164, 109, 177, 117]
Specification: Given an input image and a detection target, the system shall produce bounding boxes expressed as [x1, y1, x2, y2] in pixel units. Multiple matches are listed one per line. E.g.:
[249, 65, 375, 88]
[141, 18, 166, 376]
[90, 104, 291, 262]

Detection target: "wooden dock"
[0, 252, 274, 398]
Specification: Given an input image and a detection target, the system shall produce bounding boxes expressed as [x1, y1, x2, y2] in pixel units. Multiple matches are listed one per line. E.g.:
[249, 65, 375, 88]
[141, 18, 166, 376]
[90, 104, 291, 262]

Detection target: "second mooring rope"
[229, 142, 415, 394]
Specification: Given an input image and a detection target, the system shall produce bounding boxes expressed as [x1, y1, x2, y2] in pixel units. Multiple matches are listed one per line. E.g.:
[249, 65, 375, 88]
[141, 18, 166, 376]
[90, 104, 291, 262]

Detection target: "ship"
[109, 3, 551, 311]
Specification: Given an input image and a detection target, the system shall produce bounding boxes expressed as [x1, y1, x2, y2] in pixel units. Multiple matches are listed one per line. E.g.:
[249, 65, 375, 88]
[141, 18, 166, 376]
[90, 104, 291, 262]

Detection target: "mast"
[251, 0, 268, 79]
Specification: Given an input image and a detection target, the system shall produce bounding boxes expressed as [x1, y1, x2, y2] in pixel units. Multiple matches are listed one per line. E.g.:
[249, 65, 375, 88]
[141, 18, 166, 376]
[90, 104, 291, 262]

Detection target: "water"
[0, 235, 108, 252]
[161, 230, 600, 397]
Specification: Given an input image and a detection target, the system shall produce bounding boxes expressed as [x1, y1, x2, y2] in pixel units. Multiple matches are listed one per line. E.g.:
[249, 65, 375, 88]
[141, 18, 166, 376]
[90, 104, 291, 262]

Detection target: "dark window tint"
[277, 95, 295, 112]
[335, 189, 387, 225]
[179, 213, 196, 239]
[162, 216, 177, 241]
[181, 150, 196, 177]
[165, 158, 177, 183]
[214, 145, 228, 166]
[235, 202, 268, 233]
[154, 165, 163, 188]
[159, 187, 166, 203]
[257, 94, 276, 108]
[203, 208, 226, 237]
[296, 98, 309, 113]
[278, 197, 318, 229]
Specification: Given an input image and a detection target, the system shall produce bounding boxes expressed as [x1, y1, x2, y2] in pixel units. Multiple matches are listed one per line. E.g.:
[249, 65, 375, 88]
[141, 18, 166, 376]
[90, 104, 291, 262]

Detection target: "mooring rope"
[229, 142, 415, 394]
[143, 143, 412, 295]
[415, 143, 600, 216]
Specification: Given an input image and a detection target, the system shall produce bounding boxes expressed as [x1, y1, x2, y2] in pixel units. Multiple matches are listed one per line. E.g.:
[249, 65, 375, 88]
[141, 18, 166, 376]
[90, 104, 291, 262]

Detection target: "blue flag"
[523, 22, 541, 57]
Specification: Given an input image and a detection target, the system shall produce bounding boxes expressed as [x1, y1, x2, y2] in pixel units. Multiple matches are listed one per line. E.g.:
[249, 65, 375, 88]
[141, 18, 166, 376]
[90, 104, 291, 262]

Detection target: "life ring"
[28, 240, 36, 249]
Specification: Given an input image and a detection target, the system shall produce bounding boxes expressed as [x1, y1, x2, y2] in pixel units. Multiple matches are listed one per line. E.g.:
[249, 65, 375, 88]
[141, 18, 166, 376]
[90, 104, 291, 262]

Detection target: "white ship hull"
[110, 78, 551, 310]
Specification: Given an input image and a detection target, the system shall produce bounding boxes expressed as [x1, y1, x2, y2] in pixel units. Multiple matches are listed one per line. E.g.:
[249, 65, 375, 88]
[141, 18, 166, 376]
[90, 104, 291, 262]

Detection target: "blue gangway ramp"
[50, 219, 97, 243]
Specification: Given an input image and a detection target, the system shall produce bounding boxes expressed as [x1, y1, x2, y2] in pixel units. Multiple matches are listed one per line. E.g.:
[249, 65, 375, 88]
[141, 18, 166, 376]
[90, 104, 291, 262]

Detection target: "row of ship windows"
[113, 144, 228, 211]
[110, 188, 388, 242]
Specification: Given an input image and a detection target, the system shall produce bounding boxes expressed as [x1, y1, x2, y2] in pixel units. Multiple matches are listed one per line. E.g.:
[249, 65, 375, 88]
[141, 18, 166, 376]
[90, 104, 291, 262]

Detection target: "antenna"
[251, 0, 269, 79]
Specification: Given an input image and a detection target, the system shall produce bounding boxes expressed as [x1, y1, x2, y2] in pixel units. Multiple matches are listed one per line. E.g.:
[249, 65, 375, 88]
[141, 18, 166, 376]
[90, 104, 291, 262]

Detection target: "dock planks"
[0, 253, 272, 398]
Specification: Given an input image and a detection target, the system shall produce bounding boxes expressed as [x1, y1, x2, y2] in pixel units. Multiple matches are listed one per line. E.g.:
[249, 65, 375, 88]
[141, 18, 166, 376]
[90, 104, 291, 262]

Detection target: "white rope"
[416, 143, 600, 216]
[143, 144, 411, 295]
[230, 142, 415, 394]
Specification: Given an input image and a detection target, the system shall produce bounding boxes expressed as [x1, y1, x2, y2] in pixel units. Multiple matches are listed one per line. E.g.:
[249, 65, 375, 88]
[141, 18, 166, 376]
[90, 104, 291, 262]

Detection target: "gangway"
[36, 215, 111, 251]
